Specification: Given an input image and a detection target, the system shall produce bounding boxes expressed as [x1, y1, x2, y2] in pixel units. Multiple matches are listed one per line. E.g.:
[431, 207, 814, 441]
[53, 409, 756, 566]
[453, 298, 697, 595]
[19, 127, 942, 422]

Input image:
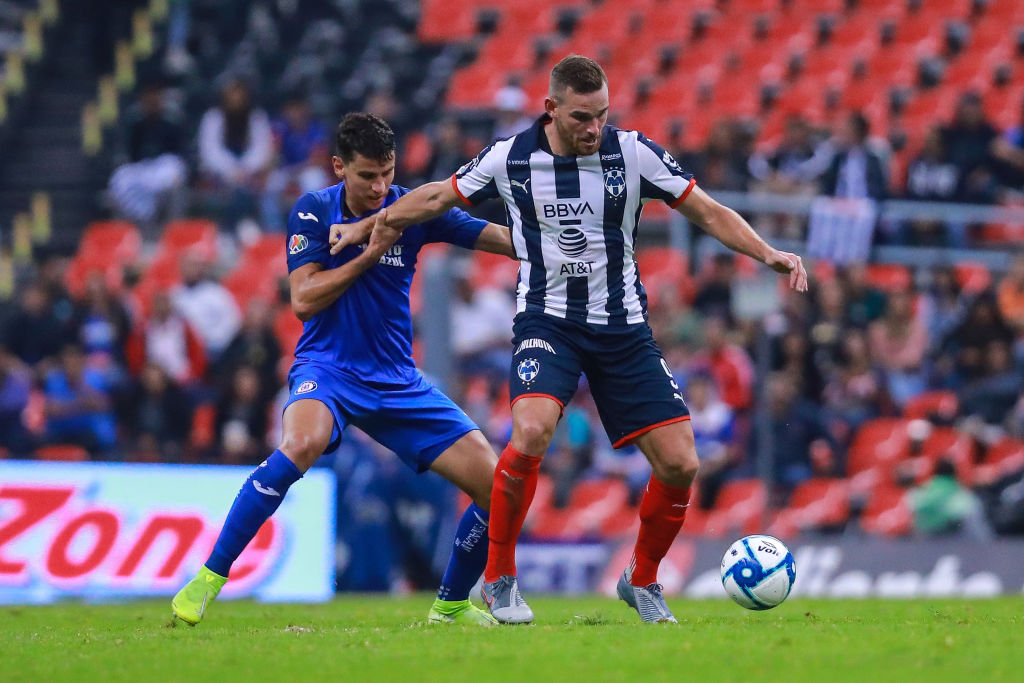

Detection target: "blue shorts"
[284, 361, 479, 472]
[509, 312, 690, 448]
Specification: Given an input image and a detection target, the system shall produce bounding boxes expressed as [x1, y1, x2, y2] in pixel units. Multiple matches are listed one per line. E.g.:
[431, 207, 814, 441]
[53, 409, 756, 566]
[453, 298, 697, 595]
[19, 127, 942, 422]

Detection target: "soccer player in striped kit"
[332, 56, 808, 623]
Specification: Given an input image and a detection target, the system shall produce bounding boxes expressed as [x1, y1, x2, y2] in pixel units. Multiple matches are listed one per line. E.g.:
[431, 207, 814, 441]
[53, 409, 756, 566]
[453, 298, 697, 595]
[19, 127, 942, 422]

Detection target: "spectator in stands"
[748, 114, 818, 194]
[74, 273, 132, 369]
[869, 289, 928, 406]
[0, 348, 32, 456]
[908, 458, 991, 539]
[38, 255, 79, 338]
[817, 111, 888, 199]
[122, 363, 193, 461]
[215, 365, 268, 464]
[197, 78, 273, 231]
[940, 92, 999, 203]
[685, 119, 751, 191]
[108, 80, 187, 231]
[840, 264, 887, 327]
[425, 117, 470, 182]
[808, 277, 849, 376]
[942, 294, 1015, 382]
[959, 340, 1021, 430]
[920, 266, 967, 343]
[752, 371, 826, 497]
[693, 253, 735, 321]
[125, 291, 207, 385]
[171, 251, 242, 360]
[904, 128, 963, 246]
[214, 297, 281, 400]
[687, 371, 737, 509]
[261, 93, 329, 231]
[492, 82, 532, 140]
[2, 282, 64, 366]
[996, 253, 1024, 340]
[992, 95, 1024, 196]
[42, 344, 117, 458]
[692, 315, 754, 412]
[450, 264, 515, 383]
[772, 329, 823, 401]
[823, 329, 889, 441]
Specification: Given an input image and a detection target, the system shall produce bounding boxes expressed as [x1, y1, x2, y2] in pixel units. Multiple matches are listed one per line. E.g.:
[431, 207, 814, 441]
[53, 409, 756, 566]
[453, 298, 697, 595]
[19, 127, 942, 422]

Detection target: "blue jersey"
[286, 182, 487, 383]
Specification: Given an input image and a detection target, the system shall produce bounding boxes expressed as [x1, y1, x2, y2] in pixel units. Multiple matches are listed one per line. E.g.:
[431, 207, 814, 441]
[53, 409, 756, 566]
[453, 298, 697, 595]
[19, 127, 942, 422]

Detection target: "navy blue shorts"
[509, 312, 690, 448]
[284, 361, 479, 472]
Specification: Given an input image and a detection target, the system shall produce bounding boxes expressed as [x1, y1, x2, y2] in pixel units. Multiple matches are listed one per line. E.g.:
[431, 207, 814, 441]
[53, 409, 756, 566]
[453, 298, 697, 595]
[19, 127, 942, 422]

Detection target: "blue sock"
[437, 503, 489, 602]
[205, 450, 302, 577]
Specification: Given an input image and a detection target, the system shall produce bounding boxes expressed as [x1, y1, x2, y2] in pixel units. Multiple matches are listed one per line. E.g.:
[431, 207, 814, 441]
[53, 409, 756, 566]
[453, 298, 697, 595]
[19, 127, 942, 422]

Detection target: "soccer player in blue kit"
[171, 113, 515, 626]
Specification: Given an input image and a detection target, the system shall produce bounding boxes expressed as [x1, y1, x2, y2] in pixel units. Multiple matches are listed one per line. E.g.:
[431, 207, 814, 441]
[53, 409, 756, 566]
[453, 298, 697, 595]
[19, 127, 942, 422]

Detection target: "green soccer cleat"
[427, 598, 499, 626]
[171, 565, 227, 626]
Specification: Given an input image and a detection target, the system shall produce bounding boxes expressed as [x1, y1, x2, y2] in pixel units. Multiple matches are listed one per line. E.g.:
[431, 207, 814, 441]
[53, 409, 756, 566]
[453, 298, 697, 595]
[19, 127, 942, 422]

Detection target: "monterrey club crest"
[603, 168, 626, 198]
[517, 358, 540, 383]
[289, 234, 309, 255]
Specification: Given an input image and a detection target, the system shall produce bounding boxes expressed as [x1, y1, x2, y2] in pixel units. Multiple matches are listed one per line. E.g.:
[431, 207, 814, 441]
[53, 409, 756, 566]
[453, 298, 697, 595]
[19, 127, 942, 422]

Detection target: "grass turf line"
[3, 596, 1023, 682]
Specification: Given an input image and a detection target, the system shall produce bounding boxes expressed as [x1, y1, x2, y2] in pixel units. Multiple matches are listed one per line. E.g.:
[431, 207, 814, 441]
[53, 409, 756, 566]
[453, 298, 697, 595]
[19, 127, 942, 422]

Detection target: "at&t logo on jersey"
[603, 168, 626, 198]
[295, 380, 318, 394]
[517, 358, 540, 383]
[289, 234, 309, 255]
[557, 228, 588, 257]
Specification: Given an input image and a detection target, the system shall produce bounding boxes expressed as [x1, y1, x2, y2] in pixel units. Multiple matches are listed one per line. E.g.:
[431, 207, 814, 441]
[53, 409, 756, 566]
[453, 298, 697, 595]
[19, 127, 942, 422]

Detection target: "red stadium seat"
[418, 0, 477, 42]
[701, 478, 768, 537]
[903, 390, 958, 421]
[860, 486, 912, 536]
[521, 473, 555, 533]
[469, 250, 519, 292]
[78, 220, 141, 262]
[636, 247, 695, 309]
[272, 305, 303, 358]
[919, 427, 975, 483]
[864, 263, 912, 292]
[972, 438, 1024, 485]
[36, 444, 90, 462]
[530, 478, 631, 538]
[953, 262, 992, 294]
[769, 478, 850, 536]
[189, 403, 216, 452]
[159, 218, 218, 261]
[847, 418, 911, 492]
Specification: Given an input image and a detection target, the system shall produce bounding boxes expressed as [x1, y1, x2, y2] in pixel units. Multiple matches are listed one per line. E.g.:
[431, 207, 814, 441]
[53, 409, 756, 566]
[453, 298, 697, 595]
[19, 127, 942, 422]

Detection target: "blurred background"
[2, 0, 1024, 600]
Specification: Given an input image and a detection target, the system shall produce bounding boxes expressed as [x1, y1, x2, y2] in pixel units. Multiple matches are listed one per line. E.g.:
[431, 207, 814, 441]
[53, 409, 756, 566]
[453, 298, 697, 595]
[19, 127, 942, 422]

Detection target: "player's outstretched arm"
[473, 223, 516, 258]
[676, 185, 808, 292]
[329, 179, 461, 254]
[291, 211, 401, 321]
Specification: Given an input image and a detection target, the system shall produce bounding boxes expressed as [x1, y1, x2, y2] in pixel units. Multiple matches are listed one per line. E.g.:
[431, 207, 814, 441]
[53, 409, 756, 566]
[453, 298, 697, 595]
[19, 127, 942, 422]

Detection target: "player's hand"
[364, 209, 402, 260]
[329, 216, 373, 255]
[765, 249, 808, 292]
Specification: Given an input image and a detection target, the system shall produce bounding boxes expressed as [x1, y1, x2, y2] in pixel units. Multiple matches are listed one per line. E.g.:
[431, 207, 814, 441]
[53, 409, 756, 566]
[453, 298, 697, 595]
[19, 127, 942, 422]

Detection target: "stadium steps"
[0, 5, 108, 250]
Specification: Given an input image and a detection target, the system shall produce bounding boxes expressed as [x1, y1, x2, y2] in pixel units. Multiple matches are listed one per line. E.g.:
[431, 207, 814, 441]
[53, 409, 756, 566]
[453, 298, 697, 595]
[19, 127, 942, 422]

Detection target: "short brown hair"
[549, 55, 607, 102]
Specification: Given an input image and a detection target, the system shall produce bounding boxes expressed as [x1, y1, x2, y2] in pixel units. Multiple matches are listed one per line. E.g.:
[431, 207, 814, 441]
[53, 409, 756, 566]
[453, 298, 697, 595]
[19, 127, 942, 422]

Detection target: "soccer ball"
[720, 535, 796, 610]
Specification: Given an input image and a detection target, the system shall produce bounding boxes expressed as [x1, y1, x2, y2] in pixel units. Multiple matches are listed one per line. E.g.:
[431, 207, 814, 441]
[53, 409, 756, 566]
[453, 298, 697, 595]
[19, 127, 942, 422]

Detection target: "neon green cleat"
[171, 565, 227, 626]
[427, 598, 499, 626]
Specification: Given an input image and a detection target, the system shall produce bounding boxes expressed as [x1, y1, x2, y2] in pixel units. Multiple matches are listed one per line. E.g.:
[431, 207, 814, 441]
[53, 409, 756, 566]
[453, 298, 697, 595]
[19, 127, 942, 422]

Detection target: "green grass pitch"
[3, 596, 1022, 681]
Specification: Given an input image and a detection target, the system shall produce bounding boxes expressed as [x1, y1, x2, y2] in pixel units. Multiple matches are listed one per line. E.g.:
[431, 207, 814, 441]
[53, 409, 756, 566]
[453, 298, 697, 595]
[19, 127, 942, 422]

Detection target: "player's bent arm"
[472, 223, 516, 258]
[382, 178, 463, 231]
[289, 256, 379, 321]
[677, 185, 808, 292]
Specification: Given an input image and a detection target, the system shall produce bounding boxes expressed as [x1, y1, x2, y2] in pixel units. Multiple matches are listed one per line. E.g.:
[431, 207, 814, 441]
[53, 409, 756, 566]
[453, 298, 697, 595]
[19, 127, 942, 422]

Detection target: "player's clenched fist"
[328, 216, 373, 254]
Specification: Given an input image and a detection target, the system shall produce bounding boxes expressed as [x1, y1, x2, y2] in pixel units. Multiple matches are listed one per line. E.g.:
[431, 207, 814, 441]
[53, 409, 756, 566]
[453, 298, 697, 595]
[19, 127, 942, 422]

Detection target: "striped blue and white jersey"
[452, 114, 696, 326]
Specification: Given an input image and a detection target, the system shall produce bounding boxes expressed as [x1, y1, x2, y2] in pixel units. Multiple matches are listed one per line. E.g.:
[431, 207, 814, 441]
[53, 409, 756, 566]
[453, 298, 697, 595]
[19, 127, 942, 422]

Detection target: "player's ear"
[331, 155, 345, 180]
[544, 96, 557, 118]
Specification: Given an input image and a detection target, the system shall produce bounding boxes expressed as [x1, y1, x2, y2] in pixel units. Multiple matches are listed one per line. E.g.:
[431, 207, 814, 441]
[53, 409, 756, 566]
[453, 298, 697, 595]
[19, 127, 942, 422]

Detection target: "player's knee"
[653, 448, 699, 488]
[512, 417, 555, 455]
[278, 431, 327, 473]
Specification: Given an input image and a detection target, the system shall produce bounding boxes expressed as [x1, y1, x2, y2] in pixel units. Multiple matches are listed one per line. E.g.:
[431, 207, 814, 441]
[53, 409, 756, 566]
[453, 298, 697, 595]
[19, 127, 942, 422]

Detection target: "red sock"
[630, 476, 691, 587]
[484, 444, 543, 583]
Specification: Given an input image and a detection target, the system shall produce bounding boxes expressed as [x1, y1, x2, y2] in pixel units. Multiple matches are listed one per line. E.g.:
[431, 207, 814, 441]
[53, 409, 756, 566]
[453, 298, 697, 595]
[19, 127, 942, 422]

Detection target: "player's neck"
[543, 122, 574, 158]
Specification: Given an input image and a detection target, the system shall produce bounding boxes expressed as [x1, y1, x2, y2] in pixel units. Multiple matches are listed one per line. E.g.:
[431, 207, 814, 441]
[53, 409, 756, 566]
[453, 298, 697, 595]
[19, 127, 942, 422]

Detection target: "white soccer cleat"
[480, 576, 534, 624]
[617, 570, 678, 623]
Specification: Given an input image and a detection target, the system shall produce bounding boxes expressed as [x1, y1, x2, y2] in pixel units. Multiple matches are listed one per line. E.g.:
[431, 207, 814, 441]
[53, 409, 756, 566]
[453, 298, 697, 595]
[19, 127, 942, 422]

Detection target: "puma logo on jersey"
[510, 178, 531, 192]
[297, 212, 319, 222]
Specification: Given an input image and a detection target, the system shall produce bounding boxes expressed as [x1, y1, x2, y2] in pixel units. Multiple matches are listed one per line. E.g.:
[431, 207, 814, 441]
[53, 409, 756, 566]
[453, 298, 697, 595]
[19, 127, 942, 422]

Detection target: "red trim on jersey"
[668, 178, 697, 208]
[511, 393, 565, 412]
[450, 174, 473, 207]
[613, 415, 691, 449]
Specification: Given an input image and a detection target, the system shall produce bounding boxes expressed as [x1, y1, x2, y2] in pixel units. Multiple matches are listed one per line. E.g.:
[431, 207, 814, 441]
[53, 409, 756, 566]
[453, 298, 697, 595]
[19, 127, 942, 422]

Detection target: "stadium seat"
[864, 263, 912, 292]
[530, 478, 631, 538]
[635, 247, 695, 309]
[972, 438, 1024, 485]
[272, 305, 303, 358]
[521, 473, 555, 533]
[78, 220, 141, 262]
[903, 390, 958, 421]
[953, 262, 991, 294]
[701, 478, 768, 537]
[469, 250, 519, 292]
[418, 0, 477, 42]
[158, 218, 219, 262]
[35, 444, 90, 462]
[919, 426, 975, 482]
[847, 417, 911, 492]
[859, 486, 912, 536]
[769, 478, 850, 536]
[189, 403, 216, 452]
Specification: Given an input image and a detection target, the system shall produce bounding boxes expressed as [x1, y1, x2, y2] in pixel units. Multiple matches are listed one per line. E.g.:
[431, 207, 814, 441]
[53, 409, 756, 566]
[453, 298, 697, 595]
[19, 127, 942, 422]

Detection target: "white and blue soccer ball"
[720, 535, 796, 610]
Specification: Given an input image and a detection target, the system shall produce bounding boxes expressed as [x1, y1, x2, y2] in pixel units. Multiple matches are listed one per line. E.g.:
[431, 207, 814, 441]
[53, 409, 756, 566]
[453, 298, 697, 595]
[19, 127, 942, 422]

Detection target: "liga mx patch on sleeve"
[289, 234, 309, 254]
[295, 380, 317, 394]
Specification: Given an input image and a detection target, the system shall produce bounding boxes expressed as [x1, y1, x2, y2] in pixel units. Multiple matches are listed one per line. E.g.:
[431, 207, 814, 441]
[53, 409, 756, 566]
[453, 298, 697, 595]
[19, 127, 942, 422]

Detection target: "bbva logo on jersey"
[289, 234, 309, 255]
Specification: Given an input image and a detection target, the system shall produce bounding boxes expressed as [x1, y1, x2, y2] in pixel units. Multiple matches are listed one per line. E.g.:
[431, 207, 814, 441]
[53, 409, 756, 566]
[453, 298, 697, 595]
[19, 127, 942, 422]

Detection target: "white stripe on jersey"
[454, 118, 695, 326]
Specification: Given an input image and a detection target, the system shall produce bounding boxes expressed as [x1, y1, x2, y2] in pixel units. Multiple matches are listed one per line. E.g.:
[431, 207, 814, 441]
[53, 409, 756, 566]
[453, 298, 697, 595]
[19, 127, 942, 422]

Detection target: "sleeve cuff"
[451, 174, 473, 207]
[668, 178, 697, 208]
